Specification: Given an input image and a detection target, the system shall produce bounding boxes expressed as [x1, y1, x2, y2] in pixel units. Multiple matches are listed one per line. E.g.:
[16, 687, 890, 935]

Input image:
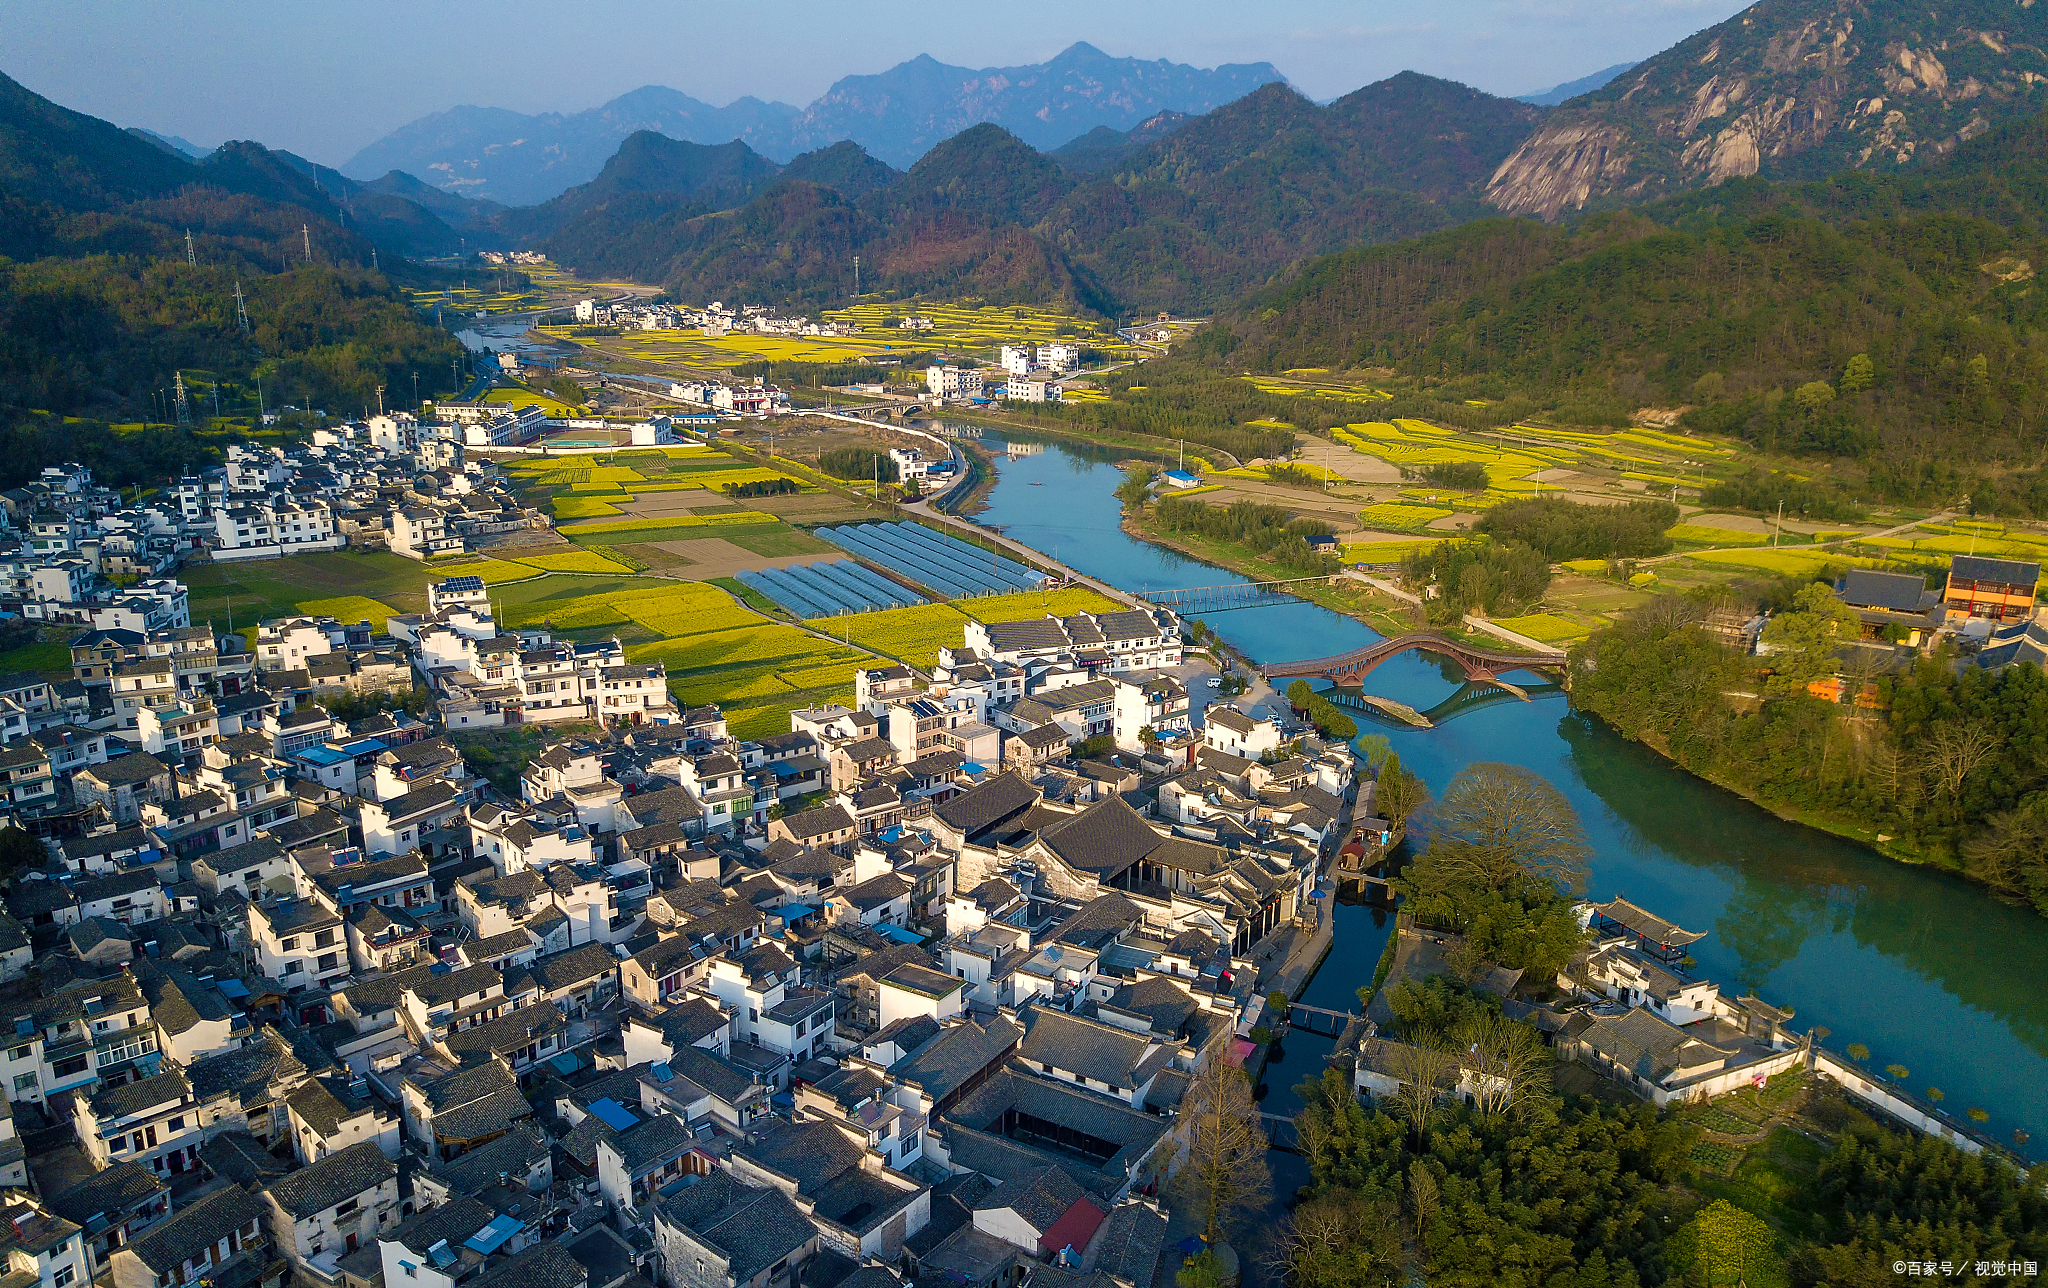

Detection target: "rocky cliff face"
[1486, 0, 2048, 219]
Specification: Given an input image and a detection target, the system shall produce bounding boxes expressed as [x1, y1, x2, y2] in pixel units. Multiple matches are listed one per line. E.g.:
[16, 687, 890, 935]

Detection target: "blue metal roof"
[462, 1214, 523, 1255]
[588, 1097, 639, 1131]
[294, 746, 352, 766]
[777, 904, 816, 921]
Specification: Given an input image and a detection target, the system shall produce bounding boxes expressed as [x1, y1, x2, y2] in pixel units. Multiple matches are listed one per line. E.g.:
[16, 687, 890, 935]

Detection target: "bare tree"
[1922, 719, 2002, 804]
[1271, 1191, 1403, 1288]
[1962, 800, 2048, 895]
[1420, 762, 1591, 892]
[1452, 1011, 1549, 1117]
[1384, 1037, 1459, 1144]
[1172, 1053, 1271, 1245]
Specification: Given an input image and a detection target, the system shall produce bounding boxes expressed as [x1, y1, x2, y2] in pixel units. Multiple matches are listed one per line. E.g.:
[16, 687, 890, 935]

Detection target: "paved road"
[1641, 508, 1956, 566]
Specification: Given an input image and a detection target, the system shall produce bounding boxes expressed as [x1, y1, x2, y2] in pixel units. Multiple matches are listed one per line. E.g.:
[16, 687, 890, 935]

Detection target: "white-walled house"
[260, 1140, 400, 1288]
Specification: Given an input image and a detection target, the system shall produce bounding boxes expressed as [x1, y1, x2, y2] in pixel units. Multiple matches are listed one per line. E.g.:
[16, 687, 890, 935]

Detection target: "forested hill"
[1215, 106, 2048, 504]
[0, 72, 486, 261]
[535, 75, 1544, 313]
[0, 72, 464, 455]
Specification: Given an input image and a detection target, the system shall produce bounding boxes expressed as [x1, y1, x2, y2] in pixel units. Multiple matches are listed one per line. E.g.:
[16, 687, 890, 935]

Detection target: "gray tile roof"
[42, 1158, 166, 1227]
[844, 873, 911, 911]
[655, 1172, 815, 1283]
[286, 1074, 372, 1139]
[780, 803, 855, 841]
[89, 1068, 191, 1120]
[1018, 1010, 1158, 1091]
[124, 1182, 266, 1273]
[663, 1045, 760, 1109]
[428, 1121, 549, 1196]
[605, 1112, 694, 1170]
[1091, 1201, 1167, 1287]
[505, 942, 617, 996]
[1033, 796, 1163, 878]
[470, 1241, 587, 1288]
[188, 1028, 305, 1102]
[974, 1165, 1084, 1233]
[892, 1011, 1032, 1097]
[933, 772, 1039, 839]
[730, 1118, 863, 1196]
[264, 1139, 394, 1219]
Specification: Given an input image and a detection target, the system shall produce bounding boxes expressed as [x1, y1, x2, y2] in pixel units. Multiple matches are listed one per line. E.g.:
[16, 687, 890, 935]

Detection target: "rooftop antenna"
[234, 279, 250, 333]
[185, 229, 195, 266]
[173, 372, 191, 426]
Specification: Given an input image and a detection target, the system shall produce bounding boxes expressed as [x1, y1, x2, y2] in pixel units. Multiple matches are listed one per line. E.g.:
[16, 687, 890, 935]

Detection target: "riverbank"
[970, 435, 2048, 1148]
[1594, 716, 1952, 875]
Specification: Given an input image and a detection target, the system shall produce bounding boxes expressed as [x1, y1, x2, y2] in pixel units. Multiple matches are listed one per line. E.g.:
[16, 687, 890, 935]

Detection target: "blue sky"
[0, 0, 1752, 164]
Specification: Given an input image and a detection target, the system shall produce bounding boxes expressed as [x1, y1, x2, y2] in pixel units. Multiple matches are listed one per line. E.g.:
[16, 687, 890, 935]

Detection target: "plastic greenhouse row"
[737, 559, 930, 619]
[816, 523, 1048, 598]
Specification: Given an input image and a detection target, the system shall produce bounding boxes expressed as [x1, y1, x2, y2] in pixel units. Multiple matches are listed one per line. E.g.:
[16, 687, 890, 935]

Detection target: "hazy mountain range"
[340, 42, 1287, 205]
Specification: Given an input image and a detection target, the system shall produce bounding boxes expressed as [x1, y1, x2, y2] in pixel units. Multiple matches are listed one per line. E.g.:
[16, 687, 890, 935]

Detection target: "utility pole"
[185, 229, 195, 266]
[1774, 499, 1784, 548]
[302, 224, 311, 262]
[256, 375, 265, 421]
[375, 385, 385, 416]
[853, 255, 860, 298]
[371, 247, 379, 272]
[412, 372, 419, 406]
[234, 279, 250, 333]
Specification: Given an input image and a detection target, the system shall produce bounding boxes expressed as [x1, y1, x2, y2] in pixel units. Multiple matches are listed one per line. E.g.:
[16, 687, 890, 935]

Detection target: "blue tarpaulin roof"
[462, 1214, 523, 1255]
[871, 923, 923, 946]
[588, 1097, 639, 1130]
[548, 1050, 585, 1075]
[778, 904, 816, 921]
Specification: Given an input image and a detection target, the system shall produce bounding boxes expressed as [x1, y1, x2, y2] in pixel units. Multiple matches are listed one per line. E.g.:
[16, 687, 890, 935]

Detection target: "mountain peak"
[347, 46, 1289, 200]
[1486, 0, 2048, 219]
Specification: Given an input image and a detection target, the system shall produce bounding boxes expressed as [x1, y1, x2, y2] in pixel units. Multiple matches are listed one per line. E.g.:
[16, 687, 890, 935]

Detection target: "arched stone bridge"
[1262, 632, 1569, 686]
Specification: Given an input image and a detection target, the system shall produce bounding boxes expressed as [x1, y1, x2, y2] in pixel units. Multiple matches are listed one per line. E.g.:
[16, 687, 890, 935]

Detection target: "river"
[972, 437, 2048, 1155]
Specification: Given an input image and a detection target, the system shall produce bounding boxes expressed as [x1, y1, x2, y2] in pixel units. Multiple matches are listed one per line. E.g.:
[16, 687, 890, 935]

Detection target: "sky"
[1, 0, 1753, 165]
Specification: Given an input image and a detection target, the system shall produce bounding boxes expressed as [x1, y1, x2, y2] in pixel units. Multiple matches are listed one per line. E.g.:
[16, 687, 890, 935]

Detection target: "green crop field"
[1489, 613, 1593, 643]
[1359, 503, 1453, 533]
[553, 496, 626, 519]
[424, 558, 539, 584]
[297, 596, 401, 631]
[1667, 524, 1769, 547]
[1687, 548, 1875, 575]
[0, 639, 76, 679]
[512, 550, 642, 574]
[182, 551, 448, 628]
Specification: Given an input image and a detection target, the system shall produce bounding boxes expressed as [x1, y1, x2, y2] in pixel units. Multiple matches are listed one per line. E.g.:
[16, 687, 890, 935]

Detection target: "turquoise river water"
[970, 436, 2048, 1152]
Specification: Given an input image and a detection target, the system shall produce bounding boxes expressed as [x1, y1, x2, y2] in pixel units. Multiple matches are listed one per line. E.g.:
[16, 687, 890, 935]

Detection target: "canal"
[972, 437, 2048, 1156]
